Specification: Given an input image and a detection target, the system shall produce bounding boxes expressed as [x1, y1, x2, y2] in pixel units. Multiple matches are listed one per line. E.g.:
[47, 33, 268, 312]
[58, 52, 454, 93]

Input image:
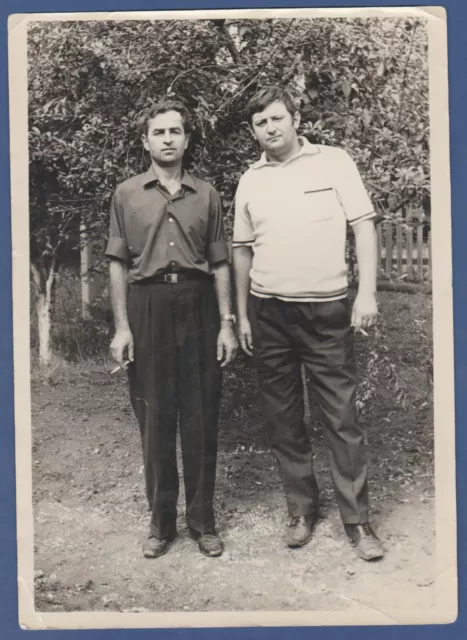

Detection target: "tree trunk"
[31, 258, 57, 368]
[80, 221, 92, 320]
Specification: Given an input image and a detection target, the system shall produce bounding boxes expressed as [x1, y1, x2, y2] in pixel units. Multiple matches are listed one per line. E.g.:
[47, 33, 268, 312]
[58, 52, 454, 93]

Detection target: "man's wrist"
[357, 287, 377, 298]
[220, 313, 236, 326]
[236, 311, 249, 323]
[115, 323, 131, 333]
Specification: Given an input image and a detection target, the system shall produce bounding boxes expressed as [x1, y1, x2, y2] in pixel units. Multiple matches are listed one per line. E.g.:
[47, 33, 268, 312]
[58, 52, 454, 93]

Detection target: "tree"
[28, 17, 429, 365]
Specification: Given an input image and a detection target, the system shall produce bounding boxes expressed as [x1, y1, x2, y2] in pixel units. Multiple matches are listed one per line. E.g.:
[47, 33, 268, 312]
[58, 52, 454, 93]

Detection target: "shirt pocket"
[302, 187, 341, 223]
[126, 205, 161, 256]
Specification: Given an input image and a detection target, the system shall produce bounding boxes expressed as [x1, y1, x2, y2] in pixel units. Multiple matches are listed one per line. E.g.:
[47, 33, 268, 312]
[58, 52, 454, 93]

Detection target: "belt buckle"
[164, 273, 178, 284]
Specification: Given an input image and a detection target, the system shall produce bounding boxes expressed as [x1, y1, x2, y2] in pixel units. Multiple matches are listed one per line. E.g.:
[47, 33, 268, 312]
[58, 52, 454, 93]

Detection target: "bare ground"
[31, 292, 435, 616]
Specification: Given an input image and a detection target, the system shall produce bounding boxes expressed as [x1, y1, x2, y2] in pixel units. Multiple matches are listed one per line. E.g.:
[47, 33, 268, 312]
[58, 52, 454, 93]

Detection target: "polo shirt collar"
[252, 136, 320, 170]
[142, 165, 197, 191]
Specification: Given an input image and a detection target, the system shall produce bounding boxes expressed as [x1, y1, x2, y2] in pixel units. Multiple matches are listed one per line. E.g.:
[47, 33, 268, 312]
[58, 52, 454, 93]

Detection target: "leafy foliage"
[28, 16, 429, 266]
[356, 315, 410, 416]
[28, 16, 431, 408]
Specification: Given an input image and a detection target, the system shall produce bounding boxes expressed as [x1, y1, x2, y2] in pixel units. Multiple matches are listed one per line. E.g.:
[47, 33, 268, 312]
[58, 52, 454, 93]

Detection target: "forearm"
[353, 220, 377, 296]
[212, 261, 233, 318]
[109, 259, 130, 331]
[233, 246, 253, 319]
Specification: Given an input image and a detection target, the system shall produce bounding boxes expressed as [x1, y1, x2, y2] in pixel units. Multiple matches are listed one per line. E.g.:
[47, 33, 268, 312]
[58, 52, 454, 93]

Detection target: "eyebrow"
[254, 115, 283, 125]
[151, 126, 183, 134]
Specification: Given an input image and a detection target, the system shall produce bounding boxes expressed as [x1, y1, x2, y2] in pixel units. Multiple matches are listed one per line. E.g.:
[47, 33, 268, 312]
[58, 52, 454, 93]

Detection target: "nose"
[265, 119, 277, 135]
[163, 131, 173, 145]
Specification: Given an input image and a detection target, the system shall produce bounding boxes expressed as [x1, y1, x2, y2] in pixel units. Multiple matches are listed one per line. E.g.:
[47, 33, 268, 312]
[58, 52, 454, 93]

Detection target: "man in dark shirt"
[106, 100, 237, 559]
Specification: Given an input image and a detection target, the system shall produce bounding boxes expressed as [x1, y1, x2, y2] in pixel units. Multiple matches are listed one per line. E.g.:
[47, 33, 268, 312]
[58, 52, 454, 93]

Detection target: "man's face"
[142, 110, 189, 166]
[251, 100, 300, 156]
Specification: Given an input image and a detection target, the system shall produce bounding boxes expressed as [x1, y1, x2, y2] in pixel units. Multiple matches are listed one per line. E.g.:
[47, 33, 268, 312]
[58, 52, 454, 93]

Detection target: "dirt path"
[32, 352, 435, 618]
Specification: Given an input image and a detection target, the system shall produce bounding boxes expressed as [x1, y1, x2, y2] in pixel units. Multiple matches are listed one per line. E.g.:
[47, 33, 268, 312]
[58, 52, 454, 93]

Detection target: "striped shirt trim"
[232, 240, 255, 247]
[349, 211, 376, 226]
[250, 286, 348, 303]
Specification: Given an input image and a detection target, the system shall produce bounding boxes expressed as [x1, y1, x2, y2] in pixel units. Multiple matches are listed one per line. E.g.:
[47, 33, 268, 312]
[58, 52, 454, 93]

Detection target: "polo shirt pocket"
[303, 187, 340, 222]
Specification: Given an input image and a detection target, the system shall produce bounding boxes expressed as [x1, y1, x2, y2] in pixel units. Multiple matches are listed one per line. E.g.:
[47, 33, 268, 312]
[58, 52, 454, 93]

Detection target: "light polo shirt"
[105, 167, 229, 284]
[232, 138, 375, 302]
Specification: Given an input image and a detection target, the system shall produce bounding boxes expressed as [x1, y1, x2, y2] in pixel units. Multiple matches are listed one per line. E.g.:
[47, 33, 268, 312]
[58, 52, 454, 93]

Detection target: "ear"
[293, 110, 301, 130]
[184, 133, 191, 150]
[248, 123, 258, 141]
[141, 133, 149, 152]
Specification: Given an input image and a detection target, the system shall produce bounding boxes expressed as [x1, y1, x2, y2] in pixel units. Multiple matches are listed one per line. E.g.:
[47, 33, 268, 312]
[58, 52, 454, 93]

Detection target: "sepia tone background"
[27, 16, 435, 614]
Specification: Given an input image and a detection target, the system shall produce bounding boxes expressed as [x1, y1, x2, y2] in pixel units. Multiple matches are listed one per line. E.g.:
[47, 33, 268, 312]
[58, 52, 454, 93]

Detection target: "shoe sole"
[199, 547, 223, 558]
[143, 551, 166, 558]
[143, 547, 170, 559]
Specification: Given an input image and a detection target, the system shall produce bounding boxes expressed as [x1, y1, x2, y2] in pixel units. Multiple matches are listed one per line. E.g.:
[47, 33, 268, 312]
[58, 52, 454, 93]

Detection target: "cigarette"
[110, 360, 130, 374]
[358, 328, 369, 336]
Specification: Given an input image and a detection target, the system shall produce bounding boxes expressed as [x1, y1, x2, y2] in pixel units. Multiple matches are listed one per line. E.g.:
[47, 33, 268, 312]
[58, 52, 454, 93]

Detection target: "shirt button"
[169, 217, 174, 222]
[169, 241, 174, 247]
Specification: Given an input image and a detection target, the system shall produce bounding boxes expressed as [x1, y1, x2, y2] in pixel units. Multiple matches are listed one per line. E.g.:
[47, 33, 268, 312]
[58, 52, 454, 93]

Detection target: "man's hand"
[110, 328, 134, 365]
[217, 323, 238, 367]
[237, 316, 254, 356]
[351, 293, 378, 332]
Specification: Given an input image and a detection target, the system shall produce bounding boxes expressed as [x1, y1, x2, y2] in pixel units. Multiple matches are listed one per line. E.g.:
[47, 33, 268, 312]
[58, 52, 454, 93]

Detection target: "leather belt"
[134, 271, 213, 285]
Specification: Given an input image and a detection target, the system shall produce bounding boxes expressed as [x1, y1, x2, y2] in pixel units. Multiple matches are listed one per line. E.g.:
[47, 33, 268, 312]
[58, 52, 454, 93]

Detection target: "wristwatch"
[221, 313, 236, 324]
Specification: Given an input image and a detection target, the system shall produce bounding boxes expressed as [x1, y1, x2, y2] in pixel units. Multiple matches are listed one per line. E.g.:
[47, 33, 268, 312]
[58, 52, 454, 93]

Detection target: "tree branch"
[215, 20, 297, 113]
[211, 19, 242, 64]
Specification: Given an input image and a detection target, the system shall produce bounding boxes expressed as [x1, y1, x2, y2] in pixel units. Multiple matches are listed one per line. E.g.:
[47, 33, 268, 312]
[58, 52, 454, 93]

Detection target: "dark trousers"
[249, 295, 369, 525]
[127, 278, 222, 539]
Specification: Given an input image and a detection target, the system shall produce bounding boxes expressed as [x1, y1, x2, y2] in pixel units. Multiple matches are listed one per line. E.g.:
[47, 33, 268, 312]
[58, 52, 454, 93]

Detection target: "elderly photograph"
[15, 8, 455, 627]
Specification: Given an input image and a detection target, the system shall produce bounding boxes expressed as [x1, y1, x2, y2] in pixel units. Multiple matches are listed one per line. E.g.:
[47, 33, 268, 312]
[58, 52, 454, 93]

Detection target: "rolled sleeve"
[336, 150, 376, 225]
[207, 188, 229, 265]
[105, 236, 130, 262]
[232, 175, 255, 248]
[208, 238, 229, 264]
[105, 191, 131, 263]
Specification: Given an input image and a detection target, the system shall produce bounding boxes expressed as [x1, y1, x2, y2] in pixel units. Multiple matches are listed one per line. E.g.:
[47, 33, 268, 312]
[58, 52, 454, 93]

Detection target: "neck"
[151, 160, 183, 185]
[267, 136, 302, 164]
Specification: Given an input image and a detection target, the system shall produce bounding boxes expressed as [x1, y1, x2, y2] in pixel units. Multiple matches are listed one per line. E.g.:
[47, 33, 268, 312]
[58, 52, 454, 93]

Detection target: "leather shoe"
[189, 529, 224, 557]
[143, 532, 175, 558]
[344, 523, 384, 561]
[286, 513, 318, 548]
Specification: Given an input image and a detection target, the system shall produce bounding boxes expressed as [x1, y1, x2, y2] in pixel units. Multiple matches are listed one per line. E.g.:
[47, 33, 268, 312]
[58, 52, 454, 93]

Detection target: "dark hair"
[245, 86, 298, 124]
[142, 99, 194, 136]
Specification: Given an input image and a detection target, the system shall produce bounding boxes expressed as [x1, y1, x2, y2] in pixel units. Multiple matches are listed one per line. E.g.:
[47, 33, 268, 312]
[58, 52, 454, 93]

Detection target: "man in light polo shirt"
[233, 86, 384, 561]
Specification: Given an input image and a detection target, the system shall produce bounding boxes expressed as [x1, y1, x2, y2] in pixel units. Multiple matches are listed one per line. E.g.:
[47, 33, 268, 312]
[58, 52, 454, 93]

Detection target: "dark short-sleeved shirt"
[105, 167, 229, 283]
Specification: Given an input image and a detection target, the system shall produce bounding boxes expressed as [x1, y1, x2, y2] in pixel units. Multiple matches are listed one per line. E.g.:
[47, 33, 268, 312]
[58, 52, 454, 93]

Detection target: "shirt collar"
[142, 165, 197, 192]
[252, 136, 320, 170]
